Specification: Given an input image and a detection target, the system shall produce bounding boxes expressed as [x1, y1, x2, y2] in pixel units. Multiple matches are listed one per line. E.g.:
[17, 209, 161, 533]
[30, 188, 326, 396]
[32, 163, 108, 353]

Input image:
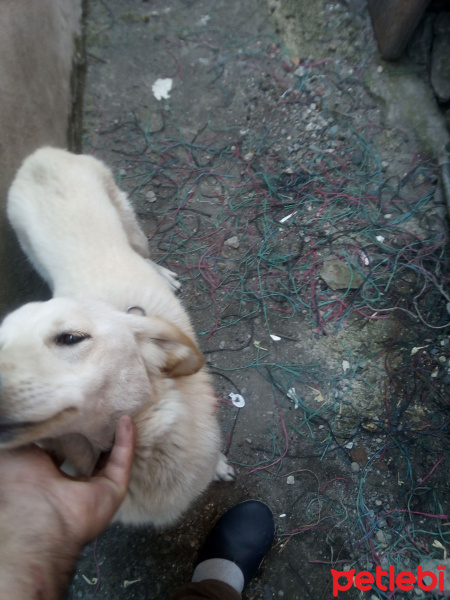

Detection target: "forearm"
[0, 513, 80, 600]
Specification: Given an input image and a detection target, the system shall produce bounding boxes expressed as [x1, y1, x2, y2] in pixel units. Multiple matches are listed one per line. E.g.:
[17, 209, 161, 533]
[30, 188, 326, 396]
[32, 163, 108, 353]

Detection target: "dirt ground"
[67, 1, 450, 599]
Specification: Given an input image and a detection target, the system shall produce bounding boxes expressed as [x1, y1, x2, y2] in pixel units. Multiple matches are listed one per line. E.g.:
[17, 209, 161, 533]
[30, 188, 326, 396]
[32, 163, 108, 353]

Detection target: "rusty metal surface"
[368, 0, 431, 60]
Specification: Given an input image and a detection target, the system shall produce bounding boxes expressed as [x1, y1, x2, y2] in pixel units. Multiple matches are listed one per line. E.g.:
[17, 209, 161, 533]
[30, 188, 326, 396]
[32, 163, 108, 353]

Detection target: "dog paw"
[213, 452, 235, 482]
[155, 264, 182, 293]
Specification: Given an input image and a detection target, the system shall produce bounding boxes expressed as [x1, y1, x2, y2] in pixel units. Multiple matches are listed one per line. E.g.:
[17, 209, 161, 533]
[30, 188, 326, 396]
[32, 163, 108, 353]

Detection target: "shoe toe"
[195, 500, 275, 588]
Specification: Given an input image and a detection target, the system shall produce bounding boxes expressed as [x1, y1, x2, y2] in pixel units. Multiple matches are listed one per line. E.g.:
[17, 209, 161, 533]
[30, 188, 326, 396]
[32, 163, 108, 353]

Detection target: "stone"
[376, 530, 386, 544]
[328, 124, 339, 137]
[320, 258, 363, 290]
[286, 475, 295, 485]
[350, 461, 360, 473]
[224, 236, 240, 249]
[350, 445, 368, 466]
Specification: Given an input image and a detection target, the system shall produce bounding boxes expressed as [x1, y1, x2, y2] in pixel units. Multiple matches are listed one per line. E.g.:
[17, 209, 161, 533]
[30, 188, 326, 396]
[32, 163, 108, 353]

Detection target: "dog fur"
[0, 147, 234, 526]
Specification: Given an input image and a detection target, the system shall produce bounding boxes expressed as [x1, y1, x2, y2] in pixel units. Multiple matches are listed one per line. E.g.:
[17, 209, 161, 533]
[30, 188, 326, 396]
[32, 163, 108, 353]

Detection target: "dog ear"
[131, 316, 205, 378]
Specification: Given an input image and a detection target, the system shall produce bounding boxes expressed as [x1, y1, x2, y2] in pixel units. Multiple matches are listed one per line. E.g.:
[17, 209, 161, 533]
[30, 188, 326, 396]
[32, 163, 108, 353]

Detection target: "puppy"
[0, 147, 233, 526]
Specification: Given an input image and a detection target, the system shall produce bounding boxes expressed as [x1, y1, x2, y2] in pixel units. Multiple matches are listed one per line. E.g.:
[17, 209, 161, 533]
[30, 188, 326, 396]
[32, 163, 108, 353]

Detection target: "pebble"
[286, 475, 295, 485]
[145, 190, 157, 202]
[376, 530, 387, 544]
[224, 236, 240, 249]
[350, 462, 360, 473]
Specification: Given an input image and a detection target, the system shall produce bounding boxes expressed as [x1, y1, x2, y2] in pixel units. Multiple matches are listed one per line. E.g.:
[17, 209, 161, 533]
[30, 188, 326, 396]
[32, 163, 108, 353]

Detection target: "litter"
[152, 78, 173, 100]
[229, 392, 245, 408]
[287, 387, 300, 409]
[279, 210, 297, 224]
[411, 345, 428, 355]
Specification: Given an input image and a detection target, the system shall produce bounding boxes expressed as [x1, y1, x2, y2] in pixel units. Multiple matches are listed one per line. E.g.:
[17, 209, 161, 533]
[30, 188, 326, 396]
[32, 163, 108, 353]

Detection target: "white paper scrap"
[152, 78, 173, 100]
[229, 393, 245, 408]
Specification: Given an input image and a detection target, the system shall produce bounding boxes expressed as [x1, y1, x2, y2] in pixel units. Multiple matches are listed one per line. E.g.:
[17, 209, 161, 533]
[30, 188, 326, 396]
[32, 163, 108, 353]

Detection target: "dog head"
[0, 298, 204, 449]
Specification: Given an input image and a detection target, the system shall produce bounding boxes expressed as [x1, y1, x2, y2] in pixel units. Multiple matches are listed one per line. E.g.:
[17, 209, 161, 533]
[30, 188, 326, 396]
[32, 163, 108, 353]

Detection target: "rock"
[145, 190, 157, 202]
[350, 150, 364, 165]
[320, 258, 363, 290]
[376, 530, 386, 544]
[431, 13, 450, 103]
[350, 445, 368, 466]
[350, 461, 360, 473]
[328, 124, 339, 137]
[286, 475, 295, 485]
[224, 236, 239, 249]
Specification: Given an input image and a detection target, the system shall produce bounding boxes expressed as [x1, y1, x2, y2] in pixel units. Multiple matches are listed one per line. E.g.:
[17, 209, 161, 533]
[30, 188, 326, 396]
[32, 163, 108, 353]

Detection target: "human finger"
[98, 415, 136, 491]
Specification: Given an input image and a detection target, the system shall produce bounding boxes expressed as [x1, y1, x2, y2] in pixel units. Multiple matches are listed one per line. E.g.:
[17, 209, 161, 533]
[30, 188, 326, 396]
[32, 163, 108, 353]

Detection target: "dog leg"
[212, 452, 235, 481]
[102, 170, 151, 258]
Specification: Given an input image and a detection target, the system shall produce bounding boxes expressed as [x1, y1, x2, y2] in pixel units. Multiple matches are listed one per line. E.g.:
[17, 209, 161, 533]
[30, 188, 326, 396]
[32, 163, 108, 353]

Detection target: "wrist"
[0, 512, 81, 600]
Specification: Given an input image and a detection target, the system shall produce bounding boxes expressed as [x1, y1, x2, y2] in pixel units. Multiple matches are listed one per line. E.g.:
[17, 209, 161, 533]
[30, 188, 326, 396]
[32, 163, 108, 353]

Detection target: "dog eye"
[55, 332, 91, 345]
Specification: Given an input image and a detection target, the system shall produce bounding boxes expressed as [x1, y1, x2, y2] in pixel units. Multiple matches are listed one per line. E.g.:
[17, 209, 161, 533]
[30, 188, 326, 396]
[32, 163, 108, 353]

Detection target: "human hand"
[0, 415, 136, 599]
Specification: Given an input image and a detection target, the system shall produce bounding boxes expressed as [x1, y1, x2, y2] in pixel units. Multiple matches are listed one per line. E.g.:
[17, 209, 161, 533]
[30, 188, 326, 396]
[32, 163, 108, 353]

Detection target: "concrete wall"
[0, 0, 85, 317]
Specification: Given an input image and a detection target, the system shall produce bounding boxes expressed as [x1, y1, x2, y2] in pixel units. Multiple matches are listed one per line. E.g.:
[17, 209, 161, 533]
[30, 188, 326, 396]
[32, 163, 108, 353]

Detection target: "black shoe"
[194, 500, 275, 589]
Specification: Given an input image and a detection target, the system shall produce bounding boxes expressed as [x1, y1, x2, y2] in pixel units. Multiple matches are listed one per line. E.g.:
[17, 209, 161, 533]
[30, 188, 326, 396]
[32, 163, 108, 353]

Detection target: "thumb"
[98, 415, 136, 491]
[74, 415, 136, 542]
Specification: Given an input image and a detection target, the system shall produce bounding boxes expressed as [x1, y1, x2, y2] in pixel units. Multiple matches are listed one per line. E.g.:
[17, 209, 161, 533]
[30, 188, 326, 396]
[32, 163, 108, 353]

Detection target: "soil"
[67, 1, 450, 599]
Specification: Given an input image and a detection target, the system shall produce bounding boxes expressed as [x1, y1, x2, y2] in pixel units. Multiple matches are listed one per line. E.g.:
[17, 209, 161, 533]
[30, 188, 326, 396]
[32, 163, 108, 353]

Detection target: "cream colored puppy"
[0, 147, 233, 526]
